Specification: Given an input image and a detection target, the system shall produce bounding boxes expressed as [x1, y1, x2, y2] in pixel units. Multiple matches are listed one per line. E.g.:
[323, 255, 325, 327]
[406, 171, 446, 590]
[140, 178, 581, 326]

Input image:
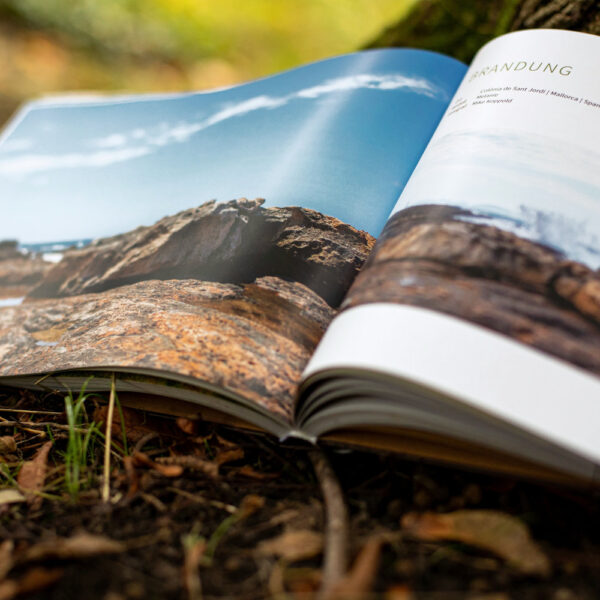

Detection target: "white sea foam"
[42, 252, 64, 263]
[0, 297, 24, 307]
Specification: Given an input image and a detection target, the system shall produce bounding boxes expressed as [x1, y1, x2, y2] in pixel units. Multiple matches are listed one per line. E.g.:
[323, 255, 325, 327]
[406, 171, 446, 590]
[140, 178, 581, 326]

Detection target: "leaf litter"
[402, 509, 551, 576]
[1, 389, 599, 598]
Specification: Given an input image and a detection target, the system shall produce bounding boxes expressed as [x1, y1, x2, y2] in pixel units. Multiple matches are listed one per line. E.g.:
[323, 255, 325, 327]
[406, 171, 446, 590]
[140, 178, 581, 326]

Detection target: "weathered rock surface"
[0, 276, 335, 421]
[0, 240, 52, 298]
[27, 199, 374, 307]
[344, 205, 600, 375]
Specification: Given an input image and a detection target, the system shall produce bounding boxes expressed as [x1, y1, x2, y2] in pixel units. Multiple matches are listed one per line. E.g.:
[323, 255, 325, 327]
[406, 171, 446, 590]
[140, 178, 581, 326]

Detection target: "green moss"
[366, 0, 522, 63]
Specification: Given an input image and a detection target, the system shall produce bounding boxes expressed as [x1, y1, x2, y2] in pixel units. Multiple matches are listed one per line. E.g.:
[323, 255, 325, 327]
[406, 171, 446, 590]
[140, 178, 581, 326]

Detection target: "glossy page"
[0, 48, 465, 424]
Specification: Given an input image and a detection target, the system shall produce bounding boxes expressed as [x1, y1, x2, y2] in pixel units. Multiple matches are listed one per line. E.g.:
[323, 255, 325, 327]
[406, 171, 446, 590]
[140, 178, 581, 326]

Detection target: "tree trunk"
[511, 0, 600, 33]
[367, 0, 599, 62]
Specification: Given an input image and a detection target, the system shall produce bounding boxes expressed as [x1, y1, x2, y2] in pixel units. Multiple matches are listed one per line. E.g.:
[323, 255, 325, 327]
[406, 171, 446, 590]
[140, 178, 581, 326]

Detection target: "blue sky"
[0, 49, 465, 243]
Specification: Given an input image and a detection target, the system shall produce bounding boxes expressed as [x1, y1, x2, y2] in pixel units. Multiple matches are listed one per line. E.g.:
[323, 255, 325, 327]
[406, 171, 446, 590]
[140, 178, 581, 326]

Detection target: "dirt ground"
[1, 389, 600, 600]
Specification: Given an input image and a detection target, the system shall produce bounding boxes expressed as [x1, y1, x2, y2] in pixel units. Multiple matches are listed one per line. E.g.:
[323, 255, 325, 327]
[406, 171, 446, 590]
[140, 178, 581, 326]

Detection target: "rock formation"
[0, 240, 52, 298]
[27, 199, 374, 307]
[0, 276, 335, 422]
[344, 205, 600, 375]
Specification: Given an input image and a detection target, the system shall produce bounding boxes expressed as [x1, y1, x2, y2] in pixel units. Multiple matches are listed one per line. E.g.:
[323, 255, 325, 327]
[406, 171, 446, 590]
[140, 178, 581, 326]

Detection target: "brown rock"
[0, 240, 20, 260]
[345, 205, 600, 375]
[0, 243, 52, 298]
[27, 199, 374, 307]
[0, 276, 335, 422]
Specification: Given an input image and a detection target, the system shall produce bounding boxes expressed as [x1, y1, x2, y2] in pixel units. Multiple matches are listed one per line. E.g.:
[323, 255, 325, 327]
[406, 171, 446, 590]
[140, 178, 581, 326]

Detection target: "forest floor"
[1, 388, 600, 600]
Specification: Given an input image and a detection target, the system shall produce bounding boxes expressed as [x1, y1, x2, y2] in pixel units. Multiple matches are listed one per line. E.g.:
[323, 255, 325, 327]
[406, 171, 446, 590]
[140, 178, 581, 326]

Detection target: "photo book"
[1, 28, 599, 485]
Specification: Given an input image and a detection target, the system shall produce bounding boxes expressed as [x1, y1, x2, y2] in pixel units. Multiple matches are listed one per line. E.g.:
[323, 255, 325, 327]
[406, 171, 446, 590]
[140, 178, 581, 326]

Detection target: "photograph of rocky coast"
[0, 199, 373, 421]
[343, 204, 600, 376]
[0, 47, 465, 421]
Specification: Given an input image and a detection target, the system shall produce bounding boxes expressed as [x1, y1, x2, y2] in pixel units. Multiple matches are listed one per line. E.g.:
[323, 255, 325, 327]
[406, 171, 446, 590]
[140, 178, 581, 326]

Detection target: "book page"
[304, 30, 600, 466]
[0, 49, 465, 428]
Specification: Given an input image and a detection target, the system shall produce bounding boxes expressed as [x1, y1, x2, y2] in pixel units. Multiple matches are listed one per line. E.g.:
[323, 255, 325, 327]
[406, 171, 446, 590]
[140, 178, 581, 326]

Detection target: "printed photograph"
[0, 48, 465, 419]
[345, 127, 600, 376]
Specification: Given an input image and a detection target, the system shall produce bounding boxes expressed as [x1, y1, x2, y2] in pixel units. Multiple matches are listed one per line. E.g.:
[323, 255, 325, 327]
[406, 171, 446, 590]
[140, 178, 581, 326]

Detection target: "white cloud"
[0, 146, 151, 176]
[91, 133, 128, 148]
[296, 73, 439, 98]
[1, 72, 443, 176]
[114, 73, 442, 150]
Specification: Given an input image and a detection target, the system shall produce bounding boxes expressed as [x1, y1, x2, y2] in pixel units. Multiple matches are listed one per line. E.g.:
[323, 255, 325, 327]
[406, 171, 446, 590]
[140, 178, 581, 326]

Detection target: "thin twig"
[0, 420, 89, 432]
[132, 432, 159, 455]
[0, 408, 62, 415]
[167, 487, 237, 514]
[309, 449, 349, 598]
[102, 374, 117, 503]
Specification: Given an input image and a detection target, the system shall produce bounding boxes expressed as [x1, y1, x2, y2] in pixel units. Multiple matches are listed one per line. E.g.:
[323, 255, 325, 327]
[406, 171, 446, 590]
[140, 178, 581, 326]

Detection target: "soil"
[1, 390, 600, 600]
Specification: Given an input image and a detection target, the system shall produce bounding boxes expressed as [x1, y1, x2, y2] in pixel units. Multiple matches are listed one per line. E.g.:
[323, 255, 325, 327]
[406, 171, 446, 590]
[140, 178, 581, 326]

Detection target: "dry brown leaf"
[385, 584, 415, 600]
[19, 533, 125, 563]
[0, 567, 63, 600]
[0, 579, 17, 600]
[238, 494, 265, 519]
[230, 465, 280, 480]
[257, 530, 324, 562]
[0, 490, 25, 507]
[325, 536, 384, 600]
[131, 451, 183, 477]
[402, 510, 550, 576]
[285, 567, 322, 596]
[0, 437, 16, 455]
[17, 441, 52, 508]
[176, 417, 197, 435]
[215, 434, 239, 448]
[214, 447, 244, 466]
[155, 455, 218, 478]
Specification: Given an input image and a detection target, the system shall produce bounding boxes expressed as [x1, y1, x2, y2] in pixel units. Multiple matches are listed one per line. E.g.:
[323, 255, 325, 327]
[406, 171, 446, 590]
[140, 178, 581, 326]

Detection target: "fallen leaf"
[385, 584, 415, 600]
[0, 579, 17, 600]
[238, 494, 265, 519]
[19, 533, 125, 563]
[285, 567, 322, 596]
[131, 452, 183, 477]
[0, 490, 25, 507]
[215, 434, 239, 448]
[155, 455, 218, 478]
[325, 536, 384, 600]
[176, 417, 197, 435]
[0, 437, 16, 455]
[401, 510, 550, 576]
[229, 465, 280, 480]
[0, 567, 63, 600]
[17, 441, 52, 509]
[257, 530, 323, 562]
[214, 447, 244, 466]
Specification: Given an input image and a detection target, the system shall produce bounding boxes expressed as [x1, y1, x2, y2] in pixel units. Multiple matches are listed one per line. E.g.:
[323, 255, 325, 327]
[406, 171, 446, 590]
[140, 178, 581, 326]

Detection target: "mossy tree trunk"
[368, 0, 599, 62]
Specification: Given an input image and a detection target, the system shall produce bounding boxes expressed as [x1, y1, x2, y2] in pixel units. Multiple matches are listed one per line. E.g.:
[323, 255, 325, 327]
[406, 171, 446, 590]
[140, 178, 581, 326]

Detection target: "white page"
[303, 30, 600, 468]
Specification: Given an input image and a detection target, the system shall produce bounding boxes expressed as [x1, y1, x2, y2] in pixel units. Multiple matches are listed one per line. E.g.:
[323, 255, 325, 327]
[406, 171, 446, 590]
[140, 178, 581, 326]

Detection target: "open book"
[1, 29, 599, 485]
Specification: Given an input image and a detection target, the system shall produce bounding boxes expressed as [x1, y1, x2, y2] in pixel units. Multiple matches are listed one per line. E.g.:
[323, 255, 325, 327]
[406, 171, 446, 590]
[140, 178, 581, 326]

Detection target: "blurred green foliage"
[0, 0, 415, 123]
[0, 0, 527, 126]
[1, 0, 416, 67]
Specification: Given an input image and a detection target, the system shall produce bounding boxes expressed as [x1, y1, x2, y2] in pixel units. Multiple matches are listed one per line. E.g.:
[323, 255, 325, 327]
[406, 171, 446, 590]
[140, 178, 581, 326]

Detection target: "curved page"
[0, 49, 465, 428]
[303, 30, 600, 468]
